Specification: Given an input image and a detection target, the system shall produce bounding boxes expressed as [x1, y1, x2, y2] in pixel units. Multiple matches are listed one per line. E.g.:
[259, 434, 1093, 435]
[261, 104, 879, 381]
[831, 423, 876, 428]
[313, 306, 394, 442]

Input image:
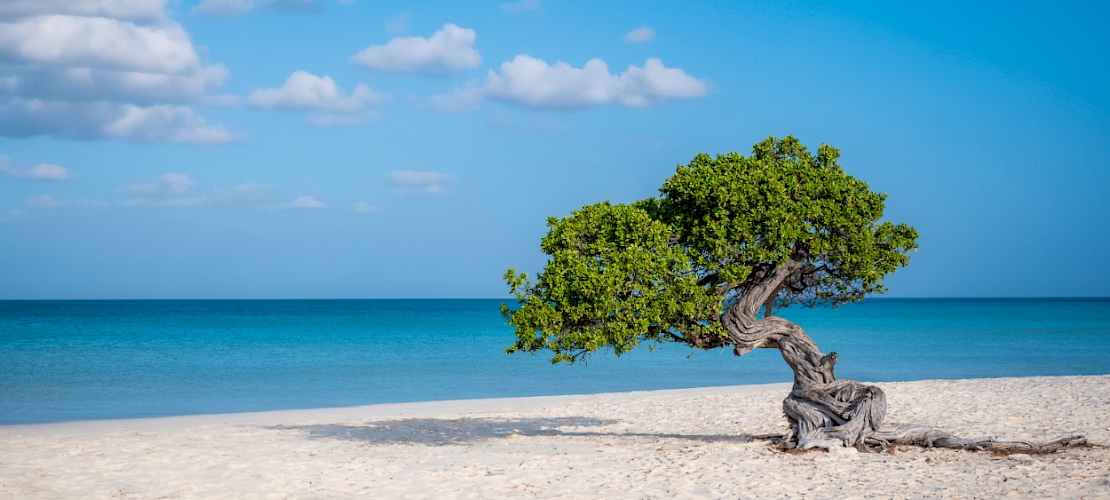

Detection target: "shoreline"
[9, 372, 1109, 431]
[3, 374, 1108, 499]
[0, 382, 795, 434]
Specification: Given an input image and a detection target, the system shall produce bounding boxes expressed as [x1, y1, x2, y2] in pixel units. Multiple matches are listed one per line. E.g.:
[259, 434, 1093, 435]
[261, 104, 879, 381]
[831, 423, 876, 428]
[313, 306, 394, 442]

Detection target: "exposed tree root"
[778, 382, 1088, 453]
[713, 250, 1088, 454]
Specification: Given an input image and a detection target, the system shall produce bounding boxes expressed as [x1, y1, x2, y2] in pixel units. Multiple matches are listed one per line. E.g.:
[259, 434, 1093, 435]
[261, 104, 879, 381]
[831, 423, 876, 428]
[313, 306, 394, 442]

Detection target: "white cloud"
[0, 0, 167, 22]
[3, 65, 230, 105]
[0, 13, 228, 102]
[352, 201, 378, 213]
[0, 100, 236, 143]
[103, 104, 236, 143]
[119, 173, 198, 196]
[500, 0, 541, 14]
[623, 26, 655, 43]
[288, 195, 326, 209]
[0, 156, 74, 181]
[0, 16, 200, 73]
[351, 23, 481, 75]
[0, 1, 235, 142]
[388, 170, 453, 195]
[191, 0, 320, 18]
[248, 71, 385, 112]
[24, 163, 72, 181]
[384, 12, 411, 35]
[431, 56, 707, 111]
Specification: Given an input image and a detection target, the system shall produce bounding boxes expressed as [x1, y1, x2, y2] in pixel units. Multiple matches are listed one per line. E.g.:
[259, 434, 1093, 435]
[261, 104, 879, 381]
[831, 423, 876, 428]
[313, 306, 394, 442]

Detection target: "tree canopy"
[498, 137, 1085, 456]
[503, 136, 919, 363]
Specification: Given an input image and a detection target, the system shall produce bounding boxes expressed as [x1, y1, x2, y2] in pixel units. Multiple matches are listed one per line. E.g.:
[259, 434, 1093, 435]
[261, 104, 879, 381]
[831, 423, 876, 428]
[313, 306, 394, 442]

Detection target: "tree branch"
[731, 244, 809, 321]
[697, 273, 719, 287]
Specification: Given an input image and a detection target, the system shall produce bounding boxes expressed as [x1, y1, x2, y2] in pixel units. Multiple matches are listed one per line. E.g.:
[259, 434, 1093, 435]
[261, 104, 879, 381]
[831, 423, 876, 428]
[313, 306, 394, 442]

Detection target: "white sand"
[2, 376, 1108, 499]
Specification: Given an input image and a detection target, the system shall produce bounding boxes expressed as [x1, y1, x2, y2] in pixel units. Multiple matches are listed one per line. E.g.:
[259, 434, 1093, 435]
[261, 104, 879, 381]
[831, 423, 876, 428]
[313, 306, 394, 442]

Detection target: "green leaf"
[503, 136, 918, 363]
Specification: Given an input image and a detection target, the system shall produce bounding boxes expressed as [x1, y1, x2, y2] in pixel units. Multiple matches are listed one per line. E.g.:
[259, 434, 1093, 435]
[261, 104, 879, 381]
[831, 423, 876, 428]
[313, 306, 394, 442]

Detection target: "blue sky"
[1, 0, 1107, 299]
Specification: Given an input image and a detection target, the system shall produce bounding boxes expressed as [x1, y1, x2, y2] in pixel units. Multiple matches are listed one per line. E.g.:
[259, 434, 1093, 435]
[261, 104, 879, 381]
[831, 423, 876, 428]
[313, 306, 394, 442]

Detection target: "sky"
[0, 0, 1108, 299]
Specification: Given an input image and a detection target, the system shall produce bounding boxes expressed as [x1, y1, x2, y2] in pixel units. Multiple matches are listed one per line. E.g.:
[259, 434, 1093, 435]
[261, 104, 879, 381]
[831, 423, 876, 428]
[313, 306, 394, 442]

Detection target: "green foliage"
[503, 202, 724, 363]
[656, 136, 919, 306]
[505, 136, 918, 363]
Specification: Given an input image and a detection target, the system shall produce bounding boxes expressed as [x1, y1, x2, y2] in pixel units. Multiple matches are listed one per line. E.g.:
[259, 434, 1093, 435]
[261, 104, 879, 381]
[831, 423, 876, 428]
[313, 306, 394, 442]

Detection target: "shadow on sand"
[269, 417, 776, 446]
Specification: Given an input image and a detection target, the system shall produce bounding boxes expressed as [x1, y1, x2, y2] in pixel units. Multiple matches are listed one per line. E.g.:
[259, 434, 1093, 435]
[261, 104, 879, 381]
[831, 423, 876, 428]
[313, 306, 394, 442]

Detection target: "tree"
[503, 136, 1084, 452]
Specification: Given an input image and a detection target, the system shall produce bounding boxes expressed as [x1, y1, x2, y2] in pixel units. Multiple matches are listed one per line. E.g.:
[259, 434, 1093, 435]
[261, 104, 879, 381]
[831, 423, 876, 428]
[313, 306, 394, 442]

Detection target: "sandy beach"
[2, 375, 1108, 499]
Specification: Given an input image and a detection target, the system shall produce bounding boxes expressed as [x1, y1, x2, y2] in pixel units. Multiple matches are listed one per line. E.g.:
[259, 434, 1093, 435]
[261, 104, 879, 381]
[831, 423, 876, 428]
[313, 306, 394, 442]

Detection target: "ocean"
[1, 298, 1108, 425]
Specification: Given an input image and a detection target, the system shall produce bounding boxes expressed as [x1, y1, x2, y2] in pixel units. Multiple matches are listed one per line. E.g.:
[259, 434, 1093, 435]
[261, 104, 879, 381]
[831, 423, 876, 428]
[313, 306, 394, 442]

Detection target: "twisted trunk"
[721, 249, 1086, 453]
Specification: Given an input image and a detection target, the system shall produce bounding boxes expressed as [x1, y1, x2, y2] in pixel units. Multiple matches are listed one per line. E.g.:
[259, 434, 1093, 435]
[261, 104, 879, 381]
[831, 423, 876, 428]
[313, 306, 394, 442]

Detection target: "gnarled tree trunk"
[720, 249, 1086, 453]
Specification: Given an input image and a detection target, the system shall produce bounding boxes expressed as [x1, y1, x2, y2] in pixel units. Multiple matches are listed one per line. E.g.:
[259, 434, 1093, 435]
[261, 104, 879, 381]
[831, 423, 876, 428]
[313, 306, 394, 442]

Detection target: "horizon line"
[1, 297, 1108, 302]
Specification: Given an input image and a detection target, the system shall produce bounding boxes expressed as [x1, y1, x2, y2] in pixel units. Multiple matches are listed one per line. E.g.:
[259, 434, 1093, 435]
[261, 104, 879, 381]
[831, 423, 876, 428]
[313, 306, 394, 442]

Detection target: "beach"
[1, 375, 1107, 499]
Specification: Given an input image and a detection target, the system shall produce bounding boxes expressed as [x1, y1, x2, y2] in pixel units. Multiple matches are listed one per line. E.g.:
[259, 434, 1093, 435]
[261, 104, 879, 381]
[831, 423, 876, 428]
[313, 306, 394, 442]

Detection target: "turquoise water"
[1, 299, 1108, 425]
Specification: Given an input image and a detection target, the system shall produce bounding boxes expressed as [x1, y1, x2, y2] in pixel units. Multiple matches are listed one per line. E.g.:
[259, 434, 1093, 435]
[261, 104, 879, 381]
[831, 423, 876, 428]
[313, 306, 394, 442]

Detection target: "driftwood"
[701, 248, 1087, 453]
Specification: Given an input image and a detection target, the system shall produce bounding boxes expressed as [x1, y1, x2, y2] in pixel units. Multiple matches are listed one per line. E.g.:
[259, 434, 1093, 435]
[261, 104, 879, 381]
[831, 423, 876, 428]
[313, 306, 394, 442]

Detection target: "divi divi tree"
[503, 136, 1083, 452]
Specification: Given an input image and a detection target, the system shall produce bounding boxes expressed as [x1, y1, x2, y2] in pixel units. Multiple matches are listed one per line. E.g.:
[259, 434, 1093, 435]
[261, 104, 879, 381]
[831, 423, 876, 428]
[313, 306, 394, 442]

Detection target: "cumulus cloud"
[431, 56, 707, 112]
[500, 0, 541, 14]
[2, 66, 230, 105]
[0, 156, 74, 181]
[0, 100, 234, 143]
[247, 71, 385, 128]
[351, 23, 481, 75]
[23, 163, 72, 181]
[623, 26, 655, 43]
[0, 16, 201, 73]
[288, 195, 326, 209]
[0, 0, 166, 22]
[248, 71, 385, 112]
[191, 0, 320, 18]
[0, 13, 230, 104]
[119, 173, 198, 196]
[103, 105, 235, 143]
[388, 170, 453, 195]
[0, 0, 235, 143]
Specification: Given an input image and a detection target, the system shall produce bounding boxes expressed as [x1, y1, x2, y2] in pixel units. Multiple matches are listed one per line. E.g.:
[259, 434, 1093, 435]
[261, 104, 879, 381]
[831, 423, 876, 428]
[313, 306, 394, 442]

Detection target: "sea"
[2, 298, 1108, 425]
